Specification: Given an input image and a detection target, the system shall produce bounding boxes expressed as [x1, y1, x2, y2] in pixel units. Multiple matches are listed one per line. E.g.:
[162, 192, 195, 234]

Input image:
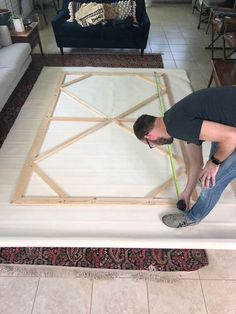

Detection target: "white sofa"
[0, 42, 32, 112]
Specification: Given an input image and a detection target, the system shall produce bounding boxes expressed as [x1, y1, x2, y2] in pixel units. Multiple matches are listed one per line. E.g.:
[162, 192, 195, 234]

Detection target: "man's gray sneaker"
[162, 213, 198, 228]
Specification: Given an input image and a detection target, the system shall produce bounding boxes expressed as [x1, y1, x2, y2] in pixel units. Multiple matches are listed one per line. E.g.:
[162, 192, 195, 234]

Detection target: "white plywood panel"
[39, 121, 98, 153]
[54, 91, 99, 117]
[126, 99, 163, 118]
[65, 75, 156, 117]
[0, 67, 234, 249]
[24, 172, 59, 197]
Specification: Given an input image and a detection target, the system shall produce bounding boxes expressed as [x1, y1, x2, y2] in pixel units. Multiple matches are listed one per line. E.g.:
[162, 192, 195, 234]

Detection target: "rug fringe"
[0, 264, 186, 282]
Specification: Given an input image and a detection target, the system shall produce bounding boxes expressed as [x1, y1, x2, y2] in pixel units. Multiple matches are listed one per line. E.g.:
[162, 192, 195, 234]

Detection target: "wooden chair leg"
[197, 2, 204, 29]
[192, 0, 198, 14]
[207, 70, 214, 87]
[52, 0, 58, 10]
[223, 36, 226, 59]
[211, 23, 216, 59]
[206, 10, 213, 34]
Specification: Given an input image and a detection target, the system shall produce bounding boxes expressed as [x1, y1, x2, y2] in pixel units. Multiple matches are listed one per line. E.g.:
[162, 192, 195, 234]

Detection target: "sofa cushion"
[60, 21, 102, 38]
[102, 22, 142, 41]
[0, 43, 31, 70]
[0, 25, 12, 47]
[0, 67, 15, 105]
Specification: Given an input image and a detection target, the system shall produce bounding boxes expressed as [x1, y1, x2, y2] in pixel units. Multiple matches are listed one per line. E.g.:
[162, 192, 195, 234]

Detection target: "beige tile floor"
[1, 3, 236, 314]
[33, 3, 216, 92]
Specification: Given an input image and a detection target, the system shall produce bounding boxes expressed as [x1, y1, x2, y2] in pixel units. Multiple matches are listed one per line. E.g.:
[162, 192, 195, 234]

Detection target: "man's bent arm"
[181, 143, 203, 207]
[199, 121, 236, 187]
[200, 121, 236, 162]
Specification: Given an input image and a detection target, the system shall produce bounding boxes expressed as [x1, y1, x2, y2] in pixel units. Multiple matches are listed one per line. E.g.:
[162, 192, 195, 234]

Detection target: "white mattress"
[0, 67, 235, 249]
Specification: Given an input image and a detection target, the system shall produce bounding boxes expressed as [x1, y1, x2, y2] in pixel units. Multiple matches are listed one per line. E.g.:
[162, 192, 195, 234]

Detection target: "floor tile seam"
[146, 281, 150, 314]
[197, 269, 201, 280]
[199, 278, 210, 314]
[30, 277, 40, 314]
[153, 277, 205, 282]
[199, 278, 236, 282]
[167, 47, 175, 61]
[0, 275, 45, 278]
[101, 276, 202, 282]
[0, 274, 153, 279]
[188, 71, 210, 82]
[89, 279, 94, 314]
[0, 275, 206, 280]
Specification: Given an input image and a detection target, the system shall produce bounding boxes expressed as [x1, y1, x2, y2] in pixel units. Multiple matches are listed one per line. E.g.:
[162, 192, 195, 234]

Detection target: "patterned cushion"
[103, 3, 119, 20]
[118, 0, 132, 20]
[67, 1, 79, 22]
[75, 3, 105, 27]
[70, 1, 137, 25]
[132, 0, 137, 23]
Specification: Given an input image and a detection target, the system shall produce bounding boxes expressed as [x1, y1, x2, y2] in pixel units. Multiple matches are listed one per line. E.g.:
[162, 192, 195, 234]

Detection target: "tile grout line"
[30, 277, 40, 314]
[89, 279, 94, 314]
[199, 278, 210, 314]
[146, 281, 150, 314]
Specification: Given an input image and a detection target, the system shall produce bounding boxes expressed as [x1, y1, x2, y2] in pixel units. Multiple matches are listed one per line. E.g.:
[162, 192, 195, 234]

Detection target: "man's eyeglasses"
[146, 138, 156, 149]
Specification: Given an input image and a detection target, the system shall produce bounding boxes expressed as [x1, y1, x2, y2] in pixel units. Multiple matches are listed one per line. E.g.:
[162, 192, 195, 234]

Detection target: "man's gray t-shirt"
[163, 86, 236, 145]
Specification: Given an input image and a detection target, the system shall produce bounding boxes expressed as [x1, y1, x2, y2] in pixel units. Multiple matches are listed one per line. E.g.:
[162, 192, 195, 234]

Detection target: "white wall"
[0, 0, 33, 17]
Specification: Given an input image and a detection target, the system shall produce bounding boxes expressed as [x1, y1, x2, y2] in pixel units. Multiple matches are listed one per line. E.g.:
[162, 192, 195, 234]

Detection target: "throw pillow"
[132, 0, 138, 24]
[67, 1, 78, 22]
[75, 3, 105, 27]
[118, 0, 132, 20]
[103, 3, 119, 20]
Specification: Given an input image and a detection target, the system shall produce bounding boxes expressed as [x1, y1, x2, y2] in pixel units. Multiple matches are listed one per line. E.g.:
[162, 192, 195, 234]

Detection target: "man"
[133, 86, 236, 228]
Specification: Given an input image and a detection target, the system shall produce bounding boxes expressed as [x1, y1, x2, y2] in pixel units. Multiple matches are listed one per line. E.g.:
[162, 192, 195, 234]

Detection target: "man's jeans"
[186, 143, 236, 222]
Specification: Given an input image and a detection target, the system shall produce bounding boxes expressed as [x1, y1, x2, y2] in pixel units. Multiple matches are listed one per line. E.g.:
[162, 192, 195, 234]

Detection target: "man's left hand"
[199, 160, 220, 188]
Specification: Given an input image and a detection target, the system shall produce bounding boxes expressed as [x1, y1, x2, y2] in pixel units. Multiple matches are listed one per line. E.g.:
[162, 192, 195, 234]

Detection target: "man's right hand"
[179, 192, 191, 210]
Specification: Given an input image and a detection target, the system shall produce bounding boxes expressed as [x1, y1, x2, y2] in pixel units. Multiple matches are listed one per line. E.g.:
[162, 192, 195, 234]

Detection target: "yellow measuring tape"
[154, 72, 180, 199]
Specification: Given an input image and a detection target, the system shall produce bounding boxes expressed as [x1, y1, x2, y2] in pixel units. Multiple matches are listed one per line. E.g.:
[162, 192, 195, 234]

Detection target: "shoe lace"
[177, 221, 187, 228]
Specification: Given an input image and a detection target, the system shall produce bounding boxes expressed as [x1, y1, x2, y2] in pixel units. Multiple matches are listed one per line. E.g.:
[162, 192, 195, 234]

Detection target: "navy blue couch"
[52, 0, 150, 55]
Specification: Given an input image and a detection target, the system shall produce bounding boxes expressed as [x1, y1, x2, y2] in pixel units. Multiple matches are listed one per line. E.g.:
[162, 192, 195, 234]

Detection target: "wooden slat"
[14, 196, 177, 206]
[61, 87, 107, 118]
[14, 197, 64, 205]
[117, 118, 136, 123]
[11, 72, 66, 203]
[61, 74, 92, 88]
[50, 117, 106, 122]
[34, 120, 111, 163]
[116, 94, 157, 119]
[64, 71, 157, 77]
[137, 74, 156, 86]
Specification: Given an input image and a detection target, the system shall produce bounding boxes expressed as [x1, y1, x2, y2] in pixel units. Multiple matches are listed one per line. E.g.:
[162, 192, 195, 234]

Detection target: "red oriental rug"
[0, 53, 208, 271]
[0, 247, 208, 271]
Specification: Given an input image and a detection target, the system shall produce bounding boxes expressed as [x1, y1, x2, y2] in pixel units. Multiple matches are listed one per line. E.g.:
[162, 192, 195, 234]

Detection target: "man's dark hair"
[133, 115, 156, 140]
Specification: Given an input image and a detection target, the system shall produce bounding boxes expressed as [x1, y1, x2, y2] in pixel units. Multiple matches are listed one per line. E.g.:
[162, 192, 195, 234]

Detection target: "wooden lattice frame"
[12, 71, 191, 206]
